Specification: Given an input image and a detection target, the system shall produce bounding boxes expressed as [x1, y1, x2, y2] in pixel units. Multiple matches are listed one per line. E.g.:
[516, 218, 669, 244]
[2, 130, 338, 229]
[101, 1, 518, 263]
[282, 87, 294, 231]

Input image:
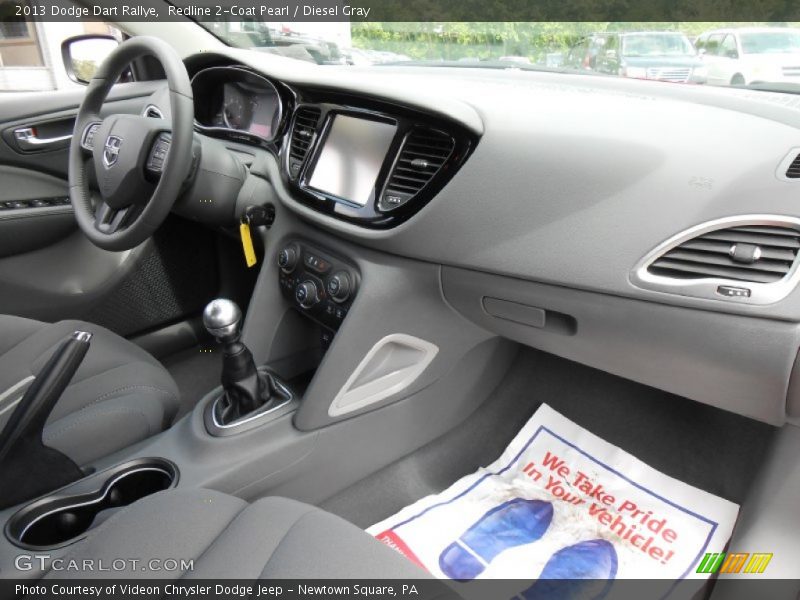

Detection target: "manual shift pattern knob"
[203, 299, 242, 342]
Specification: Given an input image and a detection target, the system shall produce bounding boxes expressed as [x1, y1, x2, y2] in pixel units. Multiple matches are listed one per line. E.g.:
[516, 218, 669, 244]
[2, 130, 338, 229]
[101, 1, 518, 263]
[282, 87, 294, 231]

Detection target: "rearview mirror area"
[61, 34, 119, 84]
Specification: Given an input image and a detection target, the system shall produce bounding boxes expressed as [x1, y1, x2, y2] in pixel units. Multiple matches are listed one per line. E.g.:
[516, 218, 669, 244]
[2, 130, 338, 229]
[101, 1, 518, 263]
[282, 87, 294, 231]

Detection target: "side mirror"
[725, 49, 739, 59]
[697, 48, 707, 56]
[61, 34, 119, 84]
[605, 49, 618, 59]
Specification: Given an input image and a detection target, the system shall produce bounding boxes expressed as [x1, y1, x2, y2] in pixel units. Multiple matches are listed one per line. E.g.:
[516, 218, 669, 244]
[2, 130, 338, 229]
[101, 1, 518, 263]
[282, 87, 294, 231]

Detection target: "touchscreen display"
[308, 115, 397, 206]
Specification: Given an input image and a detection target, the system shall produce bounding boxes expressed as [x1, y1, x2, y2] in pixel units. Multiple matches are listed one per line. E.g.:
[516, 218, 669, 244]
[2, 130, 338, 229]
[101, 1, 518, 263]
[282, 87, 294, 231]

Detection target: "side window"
[705, 34, 725, 56]
[720, 34, 738, 58]
[695, 35, 707, 51]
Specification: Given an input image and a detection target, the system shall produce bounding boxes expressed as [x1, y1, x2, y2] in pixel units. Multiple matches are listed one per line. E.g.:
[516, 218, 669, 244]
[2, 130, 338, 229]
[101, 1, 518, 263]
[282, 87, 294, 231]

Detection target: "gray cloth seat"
[0, 314, 179, 465]
[45, 488, 428, 579]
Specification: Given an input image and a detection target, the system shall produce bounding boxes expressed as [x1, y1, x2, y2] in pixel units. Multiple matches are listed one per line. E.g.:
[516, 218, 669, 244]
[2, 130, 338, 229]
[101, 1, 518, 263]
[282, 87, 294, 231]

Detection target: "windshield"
[199, 21, 800, 90]
[739, 31, 800, 54]
[621, 34, 695, 57]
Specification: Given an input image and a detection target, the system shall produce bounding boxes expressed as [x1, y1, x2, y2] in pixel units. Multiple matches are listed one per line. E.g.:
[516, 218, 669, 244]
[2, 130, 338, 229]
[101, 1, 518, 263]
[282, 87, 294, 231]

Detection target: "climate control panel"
[278, 241, 358, 333]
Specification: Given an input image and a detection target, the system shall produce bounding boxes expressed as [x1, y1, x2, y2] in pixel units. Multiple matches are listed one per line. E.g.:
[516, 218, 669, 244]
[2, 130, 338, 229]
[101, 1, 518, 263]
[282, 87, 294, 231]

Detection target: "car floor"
[321, 345, 777, 529]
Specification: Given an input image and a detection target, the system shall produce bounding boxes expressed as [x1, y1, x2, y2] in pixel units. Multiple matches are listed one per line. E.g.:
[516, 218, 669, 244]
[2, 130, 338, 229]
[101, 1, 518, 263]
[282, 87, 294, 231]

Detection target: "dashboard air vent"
[787, 153, 800, 178]
[648, 225, 800, 284]
[381, 127, 455, 209]
[288, 107, 321, 174]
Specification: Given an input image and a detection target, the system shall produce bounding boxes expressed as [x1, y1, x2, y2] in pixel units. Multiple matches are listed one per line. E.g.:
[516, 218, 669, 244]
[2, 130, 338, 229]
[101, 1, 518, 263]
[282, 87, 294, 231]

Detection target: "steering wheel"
[68, 36, 194, 251]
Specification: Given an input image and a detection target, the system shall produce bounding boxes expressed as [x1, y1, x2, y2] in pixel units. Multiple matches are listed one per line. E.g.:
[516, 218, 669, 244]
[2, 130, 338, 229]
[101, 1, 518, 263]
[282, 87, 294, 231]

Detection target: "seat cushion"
[0, 315, 179, 464]
[44, 488, 428, 579]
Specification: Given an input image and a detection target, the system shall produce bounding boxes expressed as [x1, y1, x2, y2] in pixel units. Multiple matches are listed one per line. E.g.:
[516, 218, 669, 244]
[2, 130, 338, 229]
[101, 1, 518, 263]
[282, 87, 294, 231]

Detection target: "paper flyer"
[368, 404, 740, 597]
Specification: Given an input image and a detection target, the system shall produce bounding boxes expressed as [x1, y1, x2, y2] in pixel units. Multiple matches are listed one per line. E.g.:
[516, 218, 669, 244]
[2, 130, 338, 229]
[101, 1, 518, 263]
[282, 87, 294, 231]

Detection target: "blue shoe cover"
[521, 539, 618, 600]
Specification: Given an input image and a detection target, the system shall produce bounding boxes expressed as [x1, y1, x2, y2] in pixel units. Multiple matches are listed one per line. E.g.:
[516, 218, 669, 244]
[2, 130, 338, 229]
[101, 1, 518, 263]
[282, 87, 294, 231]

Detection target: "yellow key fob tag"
[239, 221, 257, 268]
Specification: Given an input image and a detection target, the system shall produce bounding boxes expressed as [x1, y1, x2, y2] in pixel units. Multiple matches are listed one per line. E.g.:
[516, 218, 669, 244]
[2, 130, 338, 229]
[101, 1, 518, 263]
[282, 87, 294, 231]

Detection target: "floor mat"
[322, 347, 775, 528]
[368, 404, 738, 595]
[162, 346, 221, 418]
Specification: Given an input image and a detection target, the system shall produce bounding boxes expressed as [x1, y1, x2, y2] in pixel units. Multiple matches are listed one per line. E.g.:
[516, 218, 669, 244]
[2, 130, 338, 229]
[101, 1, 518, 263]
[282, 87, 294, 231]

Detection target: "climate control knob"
[327, 271, 352, 302]
[278, 245, 299, 272]
[295, 280, 320, 309]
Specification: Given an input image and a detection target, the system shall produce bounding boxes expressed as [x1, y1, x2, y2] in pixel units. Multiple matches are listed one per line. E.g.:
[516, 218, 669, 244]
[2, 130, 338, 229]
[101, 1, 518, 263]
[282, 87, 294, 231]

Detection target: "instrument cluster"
[192, 66, 283, 144]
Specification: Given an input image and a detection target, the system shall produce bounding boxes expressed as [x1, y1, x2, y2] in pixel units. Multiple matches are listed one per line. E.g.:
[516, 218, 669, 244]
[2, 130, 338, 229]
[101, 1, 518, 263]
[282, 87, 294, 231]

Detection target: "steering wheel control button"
[327, 271, 352, 302]
[81, 122, 101, 151]
[146, 133, 171, 174]
[717, 285, 752, 298]
[296, 280, 320, 309]
[278, 245, 299, 272]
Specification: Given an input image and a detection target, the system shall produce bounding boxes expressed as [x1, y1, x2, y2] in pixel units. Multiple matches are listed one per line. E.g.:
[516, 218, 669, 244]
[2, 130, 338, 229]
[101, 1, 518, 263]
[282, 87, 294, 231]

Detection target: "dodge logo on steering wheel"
[103, 136, 122, 168]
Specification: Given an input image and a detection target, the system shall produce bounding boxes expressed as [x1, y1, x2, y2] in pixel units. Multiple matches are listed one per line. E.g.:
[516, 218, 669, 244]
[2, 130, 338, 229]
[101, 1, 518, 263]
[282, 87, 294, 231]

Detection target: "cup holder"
[5, 457, 178, 549]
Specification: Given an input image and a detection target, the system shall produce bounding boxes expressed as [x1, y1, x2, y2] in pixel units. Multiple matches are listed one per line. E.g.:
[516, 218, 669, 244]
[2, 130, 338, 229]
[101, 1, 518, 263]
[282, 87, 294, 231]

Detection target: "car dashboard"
[165, 51, 800, 428]
[187, 61, 475, 228]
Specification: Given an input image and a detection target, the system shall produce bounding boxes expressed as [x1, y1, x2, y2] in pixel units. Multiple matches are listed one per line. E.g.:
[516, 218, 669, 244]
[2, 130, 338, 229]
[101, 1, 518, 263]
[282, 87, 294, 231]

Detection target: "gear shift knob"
[203, 299, 242, 343]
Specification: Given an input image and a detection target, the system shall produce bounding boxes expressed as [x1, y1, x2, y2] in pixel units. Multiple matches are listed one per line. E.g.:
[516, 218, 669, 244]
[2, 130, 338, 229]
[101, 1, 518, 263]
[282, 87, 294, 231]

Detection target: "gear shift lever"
[203, 299, 264, 424]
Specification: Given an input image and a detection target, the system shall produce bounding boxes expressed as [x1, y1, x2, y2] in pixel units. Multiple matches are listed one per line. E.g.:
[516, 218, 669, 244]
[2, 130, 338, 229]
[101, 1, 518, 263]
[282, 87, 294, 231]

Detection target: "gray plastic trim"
[443, 265, 796, 425]
[328, 333, 439, 417]
[631, 215, 800, 305]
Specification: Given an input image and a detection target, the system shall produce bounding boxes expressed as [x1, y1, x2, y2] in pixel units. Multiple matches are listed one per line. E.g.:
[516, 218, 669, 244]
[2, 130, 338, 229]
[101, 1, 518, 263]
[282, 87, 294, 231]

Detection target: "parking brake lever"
[0, 331, 92, 509]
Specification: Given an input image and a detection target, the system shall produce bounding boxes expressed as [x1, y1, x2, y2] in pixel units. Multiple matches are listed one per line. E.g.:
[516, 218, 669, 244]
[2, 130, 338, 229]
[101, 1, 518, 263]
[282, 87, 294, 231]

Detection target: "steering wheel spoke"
[94, 202, 138, 234]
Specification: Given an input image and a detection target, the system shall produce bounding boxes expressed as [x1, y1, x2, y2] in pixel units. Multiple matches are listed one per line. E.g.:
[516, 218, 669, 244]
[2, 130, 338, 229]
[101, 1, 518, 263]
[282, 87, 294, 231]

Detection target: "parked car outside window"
[592, 32, 707, 84]
[697, 27, 800, 86]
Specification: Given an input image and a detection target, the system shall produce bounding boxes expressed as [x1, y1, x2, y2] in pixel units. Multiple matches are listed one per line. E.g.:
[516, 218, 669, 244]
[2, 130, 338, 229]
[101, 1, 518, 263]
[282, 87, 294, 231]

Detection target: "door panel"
[0, 166, 73, 257]
[0, 81, 164, 178]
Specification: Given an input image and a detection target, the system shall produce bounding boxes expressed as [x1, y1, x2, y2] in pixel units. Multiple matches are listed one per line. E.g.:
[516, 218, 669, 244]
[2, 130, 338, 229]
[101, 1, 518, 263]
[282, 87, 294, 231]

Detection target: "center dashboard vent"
[648, 224, 800, 284]
[787, 153, 800, 179]
[143, 105, 163, 119]
[288, 106, 321, 176]
[380, 127, 455, 210]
